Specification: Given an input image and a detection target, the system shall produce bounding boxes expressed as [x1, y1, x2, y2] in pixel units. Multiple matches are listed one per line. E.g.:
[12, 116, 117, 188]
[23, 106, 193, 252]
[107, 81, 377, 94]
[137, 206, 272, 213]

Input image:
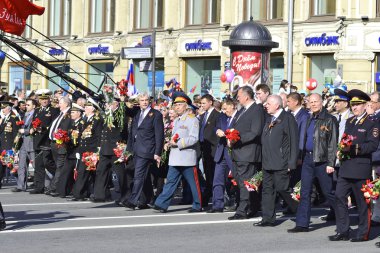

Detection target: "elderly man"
[154, 92, 202, 212]
[228, 86, 265, 220]
[29, 92, 59, 194]
[330, 90, 379, 242]
[124, 93, 164, 209]
[254, 95, 299, 227]
[12, 98, 37, 192]
[288, 93, 338, 233]
[48, 96, 72, 196]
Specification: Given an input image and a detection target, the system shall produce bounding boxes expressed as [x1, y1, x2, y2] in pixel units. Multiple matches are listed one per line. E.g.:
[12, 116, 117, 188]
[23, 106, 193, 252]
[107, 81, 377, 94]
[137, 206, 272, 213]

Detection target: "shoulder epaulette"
[187, 114, 195, 118]
[11, 115, 16, 118]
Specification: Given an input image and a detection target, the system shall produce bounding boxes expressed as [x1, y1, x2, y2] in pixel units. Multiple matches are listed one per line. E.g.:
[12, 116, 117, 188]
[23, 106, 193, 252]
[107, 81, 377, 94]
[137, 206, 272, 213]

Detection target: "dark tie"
[50, 112, 63, 140]
[271, 116, 276, 123]
[138, 110, 145, 127]
[338, 114, 342, 124]
[227, 117, 232, 127]
[200, 111, 208, 142]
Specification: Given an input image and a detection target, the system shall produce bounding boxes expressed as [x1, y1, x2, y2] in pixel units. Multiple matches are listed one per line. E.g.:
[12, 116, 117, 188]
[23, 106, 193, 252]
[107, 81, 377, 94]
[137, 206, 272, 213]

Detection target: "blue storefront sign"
[49, 48, 65, 56]
[88, 44, 110, 55]
[185, 40, 212, 51]
[305, 33, 339, 47]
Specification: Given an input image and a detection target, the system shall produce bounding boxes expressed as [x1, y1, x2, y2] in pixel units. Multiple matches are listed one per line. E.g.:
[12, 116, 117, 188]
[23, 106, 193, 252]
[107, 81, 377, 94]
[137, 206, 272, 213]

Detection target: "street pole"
[152, 29, 156, 100]
[287, 0, 294, 83]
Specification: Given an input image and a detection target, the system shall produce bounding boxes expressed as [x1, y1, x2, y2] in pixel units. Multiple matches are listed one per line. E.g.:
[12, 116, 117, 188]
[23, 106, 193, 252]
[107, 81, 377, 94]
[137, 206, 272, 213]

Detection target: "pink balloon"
[225, 70, 235, 83]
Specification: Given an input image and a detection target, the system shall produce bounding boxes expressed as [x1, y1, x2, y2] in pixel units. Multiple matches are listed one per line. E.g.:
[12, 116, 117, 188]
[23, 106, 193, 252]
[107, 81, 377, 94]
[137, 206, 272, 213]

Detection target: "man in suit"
[56, 103, 84, 198]
[92, 99, 129, 203]
[288, 93, 338, 233]
[124, 93, 164, 209]
[207, 99, 239, 213]
[49, 96, 72, 196]
[71, 100, 103, 201]
[254, 95, 299, 227]
[199, 94, 220, 207]
[30, 92, 59, 194]
[154, 93, 202, 212]
[228, 86, 265, 220]
[329, 90, 379, 242]
[0, 101, 20, 188]
[12, 98, 37, 192]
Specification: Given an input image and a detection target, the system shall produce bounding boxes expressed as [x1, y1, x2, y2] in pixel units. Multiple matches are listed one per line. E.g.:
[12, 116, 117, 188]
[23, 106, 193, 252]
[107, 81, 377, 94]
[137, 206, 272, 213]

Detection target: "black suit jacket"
[0, 114, 19, 150]
[261, 110, 299, 171]
[79, 114, 103, 153]
[199, 108, 220, 157]
[51, 110, 72, 154]
[127, 107, 164, 159]
[214, 111, 239, 164]
[32, 106, 60, 150]
[230, 102, 265, 163]
[67, 119, 84, 159]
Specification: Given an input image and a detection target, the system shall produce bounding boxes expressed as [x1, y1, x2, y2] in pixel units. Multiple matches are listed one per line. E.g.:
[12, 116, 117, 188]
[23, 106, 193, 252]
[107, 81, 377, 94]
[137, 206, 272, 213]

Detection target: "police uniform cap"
[172, 92, 191, 105]
[36, 89, 52, 100]
[0, 101, 13, 109]
[71, 103, 84, 112]
[333, 89, 349, 102]
[348, 89, 370, 105]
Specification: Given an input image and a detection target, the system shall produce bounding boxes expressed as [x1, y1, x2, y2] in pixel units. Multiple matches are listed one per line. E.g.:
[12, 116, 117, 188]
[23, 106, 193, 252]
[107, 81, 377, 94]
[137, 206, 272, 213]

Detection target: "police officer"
[71, 99, 103, 201]
[153, 93, 202, 213]
[29, 91, 59, 194]
[0, 101, 20, 187]
[56, 103, 84, 198]
[329, 89, 379, 242]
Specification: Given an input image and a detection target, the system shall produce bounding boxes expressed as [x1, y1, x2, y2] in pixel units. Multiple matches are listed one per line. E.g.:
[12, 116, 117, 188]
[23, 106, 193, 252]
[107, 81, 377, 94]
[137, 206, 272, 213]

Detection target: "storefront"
[270, 53, 285, 94]
[133, 58, 165, 94]
[8, 63, 31, 94]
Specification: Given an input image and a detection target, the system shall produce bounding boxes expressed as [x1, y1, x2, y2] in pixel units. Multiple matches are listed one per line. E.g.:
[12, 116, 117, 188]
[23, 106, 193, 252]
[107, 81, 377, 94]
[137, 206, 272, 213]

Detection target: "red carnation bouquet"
[0, 150, 15, 169]
[117, 79, 128, 96]
[244, 171, 263, 192]
[53, 129, 70, 148]
[31, 118, 42, 134]
[291, 181, 301, 201]
[172, 133, 179, 143]
[225, 128, 240, 144]
[113, 142, 132, 164]
[16, 120, 24, 126]
[337, 133, 356, 161]
[361, 179, 380, 204]
[82, 152, 99, 171]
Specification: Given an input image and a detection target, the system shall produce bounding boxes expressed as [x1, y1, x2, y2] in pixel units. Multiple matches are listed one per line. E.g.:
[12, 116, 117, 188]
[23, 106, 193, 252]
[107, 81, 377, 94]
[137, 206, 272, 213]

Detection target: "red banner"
[0, 0, 45, 36]
[231, 51, 269, 89]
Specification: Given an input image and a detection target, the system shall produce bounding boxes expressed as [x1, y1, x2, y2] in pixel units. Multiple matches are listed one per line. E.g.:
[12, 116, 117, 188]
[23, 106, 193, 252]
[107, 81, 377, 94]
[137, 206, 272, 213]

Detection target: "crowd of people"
[1, 81, 380, 248]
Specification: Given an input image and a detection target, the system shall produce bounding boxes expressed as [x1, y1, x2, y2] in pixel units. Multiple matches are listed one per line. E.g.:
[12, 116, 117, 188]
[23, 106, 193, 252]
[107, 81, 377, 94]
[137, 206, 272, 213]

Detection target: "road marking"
[3, 201, 92, 207]
[0, 192, 13, 195]
[0, 219, 261, 233]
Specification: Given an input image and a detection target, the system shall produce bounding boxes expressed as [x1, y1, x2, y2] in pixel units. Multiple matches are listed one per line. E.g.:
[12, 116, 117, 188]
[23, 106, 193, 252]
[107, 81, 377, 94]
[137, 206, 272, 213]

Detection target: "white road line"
[6, 212, 232, 224]
[3, 201, 91, 207]
[0, 192, 13, 195]
[0, 219, 261, 233]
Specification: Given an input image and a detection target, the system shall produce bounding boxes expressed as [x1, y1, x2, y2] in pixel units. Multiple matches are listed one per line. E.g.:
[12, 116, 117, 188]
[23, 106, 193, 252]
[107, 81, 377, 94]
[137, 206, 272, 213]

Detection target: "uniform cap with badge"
[84, 97, 101, 111]
[172, 92, 198, 110]
[333, 89, 350, 102]
[71, 103, 84, 112]
[0, 101, 13, 109]
[348, 89, 370, 105]
[35, 89, 52, 100]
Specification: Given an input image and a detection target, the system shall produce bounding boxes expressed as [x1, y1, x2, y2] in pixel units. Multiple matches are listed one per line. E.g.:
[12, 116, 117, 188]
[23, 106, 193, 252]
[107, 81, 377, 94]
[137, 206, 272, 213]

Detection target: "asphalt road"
[0, 183, 379, 253]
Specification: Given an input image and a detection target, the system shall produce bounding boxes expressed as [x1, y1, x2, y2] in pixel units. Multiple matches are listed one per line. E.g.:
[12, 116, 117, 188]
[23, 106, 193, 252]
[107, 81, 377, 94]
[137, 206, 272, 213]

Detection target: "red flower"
[53, 129, 70, 147]
[16, 120, 24, 126]
[32, 118, 42, 129]
[82, 152, 99, 171]
[225, 128, 241, 143]
[172, 133, 179, 143]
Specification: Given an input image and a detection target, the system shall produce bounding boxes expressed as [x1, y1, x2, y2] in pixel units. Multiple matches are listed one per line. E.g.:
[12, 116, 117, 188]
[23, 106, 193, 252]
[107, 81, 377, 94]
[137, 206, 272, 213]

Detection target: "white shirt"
[291, 106, 302, 117]
[140, 106, 151, 120]
[204, 107, 214, 122]
[244, 101, 255, 111]
[272, 109, 283, 120]
[49, 108, 70, 140]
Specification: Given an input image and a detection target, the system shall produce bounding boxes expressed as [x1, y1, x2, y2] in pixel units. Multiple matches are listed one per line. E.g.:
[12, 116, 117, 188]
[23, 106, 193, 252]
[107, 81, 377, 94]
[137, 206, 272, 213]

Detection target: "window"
[48, 64, 70, 91]
[88, 62, 114, 91]
[89, 0, 115, 34]
[134, 0, 164, 29]
[311, 0, 336, 16]
[186, 58, 220, 95]
[245, 0, 283, 21]
[309, 54, 336, 93]
[187, 0, 221, 25]
[49, 0, 71, 37]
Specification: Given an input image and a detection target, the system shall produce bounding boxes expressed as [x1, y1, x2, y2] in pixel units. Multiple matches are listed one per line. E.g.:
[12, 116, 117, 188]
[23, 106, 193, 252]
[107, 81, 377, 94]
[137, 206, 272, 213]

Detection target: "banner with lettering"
[0, 0, 45, 36]
[231, 51, 269, 89]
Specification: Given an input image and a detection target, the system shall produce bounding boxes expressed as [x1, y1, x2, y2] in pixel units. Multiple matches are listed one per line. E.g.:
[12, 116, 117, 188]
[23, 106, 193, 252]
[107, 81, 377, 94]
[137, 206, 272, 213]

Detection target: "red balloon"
[220, 73, 227, 83]
[306, 78, 318, 90]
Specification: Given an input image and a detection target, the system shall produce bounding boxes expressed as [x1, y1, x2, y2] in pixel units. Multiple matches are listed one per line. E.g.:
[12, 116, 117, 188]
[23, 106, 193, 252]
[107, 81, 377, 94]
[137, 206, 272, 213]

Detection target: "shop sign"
[88, 44, 111, 55]
[305, 33, 339, 47]
[142, 35, 152, 47]
[49, 48, 65, 56]
[185, 40, 212, 51]
[121, 47, 151, 59]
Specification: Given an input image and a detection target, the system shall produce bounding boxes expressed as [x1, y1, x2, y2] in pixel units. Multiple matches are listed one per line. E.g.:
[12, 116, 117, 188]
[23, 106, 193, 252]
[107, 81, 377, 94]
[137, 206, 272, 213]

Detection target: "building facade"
[2, 0, 380, 97]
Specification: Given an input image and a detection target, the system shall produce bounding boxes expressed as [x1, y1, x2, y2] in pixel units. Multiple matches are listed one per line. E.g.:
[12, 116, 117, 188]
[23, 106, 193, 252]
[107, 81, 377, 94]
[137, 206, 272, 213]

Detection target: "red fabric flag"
[0, 0, 45, 36]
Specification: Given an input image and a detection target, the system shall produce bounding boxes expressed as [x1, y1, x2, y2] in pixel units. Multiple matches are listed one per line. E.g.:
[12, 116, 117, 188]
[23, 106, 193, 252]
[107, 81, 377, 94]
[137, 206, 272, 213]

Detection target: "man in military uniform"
[153, 93, 202, 213]
[329, 89, 379, 242]
[71, 99, 103, 201]
[56, 103, 84, 198]
[92, 99, 129, 203]
[29, 91, 59, 194]
[0, 101, 20, 187]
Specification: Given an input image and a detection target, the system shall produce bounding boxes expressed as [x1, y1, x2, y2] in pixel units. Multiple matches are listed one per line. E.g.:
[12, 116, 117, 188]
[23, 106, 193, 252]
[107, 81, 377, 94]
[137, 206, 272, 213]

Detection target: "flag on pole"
[126, 63, 137, 96]
[189, 85, 197, 94]
[0, 0, 45, 36]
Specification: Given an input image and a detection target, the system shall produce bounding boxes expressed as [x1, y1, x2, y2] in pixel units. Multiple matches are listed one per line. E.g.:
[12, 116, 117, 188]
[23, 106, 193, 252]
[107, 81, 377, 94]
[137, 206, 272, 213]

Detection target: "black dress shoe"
[207, 208, 223, 213]
[328, 232, 349, 241]
[188, 208, 202, 213]
[44, 190, 52, 195]
[89, 197, 106, 203]
[0, 220, 6, 231]
[69, 198, 86, 201]
[350, 237, 368, 242]
[228, 214, 247, 220]
[50, 192, 60, 197]
[153, 205, 167, 213]
[115, 200, 123, 207]
[122, 201, 136, 210]
[253, 221, 275, 227]
[137, 204, 150, 210]
[11, 188, 23, 192]
[287, 226, 309, 233]
[29, 189, 44, 194]
[320, 214, 336, 221]
[375, 241, 380, 248]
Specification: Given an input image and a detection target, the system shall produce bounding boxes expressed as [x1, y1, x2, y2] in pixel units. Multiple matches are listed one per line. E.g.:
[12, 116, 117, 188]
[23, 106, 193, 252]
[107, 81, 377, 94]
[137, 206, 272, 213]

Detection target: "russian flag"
[126, 63, 137, 96]
[189, 84, 197, 94]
